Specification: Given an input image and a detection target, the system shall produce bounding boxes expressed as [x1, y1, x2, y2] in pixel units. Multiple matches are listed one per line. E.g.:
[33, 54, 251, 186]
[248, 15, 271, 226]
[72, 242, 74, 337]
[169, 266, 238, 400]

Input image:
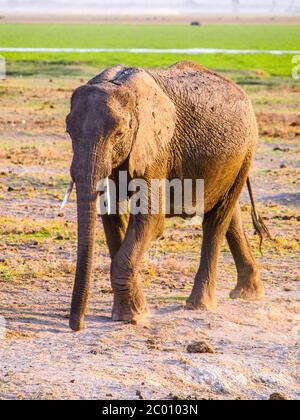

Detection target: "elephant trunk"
[69, 180, 98, 332]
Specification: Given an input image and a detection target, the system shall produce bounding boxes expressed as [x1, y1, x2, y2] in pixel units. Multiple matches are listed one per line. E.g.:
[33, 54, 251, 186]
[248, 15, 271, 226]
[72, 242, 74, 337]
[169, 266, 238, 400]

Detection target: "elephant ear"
[118, 70, 176, 177]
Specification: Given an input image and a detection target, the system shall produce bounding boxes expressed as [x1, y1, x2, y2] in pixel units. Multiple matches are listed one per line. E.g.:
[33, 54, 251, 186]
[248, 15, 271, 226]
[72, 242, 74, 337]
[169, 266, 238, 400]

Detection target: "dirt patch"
[257, 112, 300, 140]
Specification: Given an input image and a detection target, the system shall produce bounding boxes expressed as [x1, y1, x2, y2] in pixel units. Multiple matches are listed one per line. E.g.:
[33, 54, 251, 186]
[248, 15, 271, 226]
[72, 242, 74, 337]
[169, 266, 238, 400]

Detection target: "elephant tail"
[247, 177, 272, 253]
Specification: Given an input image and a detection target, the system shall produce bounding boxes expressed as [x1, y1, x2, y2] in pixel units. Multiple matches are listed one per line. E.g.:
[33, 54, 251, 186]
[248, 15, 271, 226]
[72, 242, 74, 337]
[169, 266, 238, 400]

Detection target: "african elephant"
[65, 61, 270, 332]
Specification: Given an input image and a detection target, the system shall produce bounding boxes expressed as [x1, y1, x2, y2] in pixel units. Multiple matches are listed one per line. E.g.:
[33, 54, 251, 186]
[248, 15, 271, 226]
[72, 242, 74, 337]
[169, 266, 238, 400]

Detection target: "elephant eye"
[115, 131, 123, 138]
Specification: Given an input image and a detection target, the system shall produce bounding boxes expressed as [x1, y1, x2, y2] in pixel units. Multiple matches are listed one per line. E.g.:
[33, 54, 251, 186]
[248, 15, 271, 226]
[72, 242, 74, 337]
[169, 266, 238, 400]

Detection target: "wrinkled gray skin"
[66, 61, 264, 332]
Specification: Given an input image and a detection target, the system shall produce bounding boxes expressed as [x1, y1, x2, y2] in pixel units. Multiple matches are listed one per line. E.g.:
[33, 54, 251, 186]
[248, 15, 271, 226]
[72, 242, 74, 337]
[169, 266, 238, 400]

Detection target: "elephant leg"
[111, 214, 164, 323]
[186, 209, 230, 311]
[101, 213, 129, 259]
[186, 156, 252, 311]
[226, 204, 264, 300]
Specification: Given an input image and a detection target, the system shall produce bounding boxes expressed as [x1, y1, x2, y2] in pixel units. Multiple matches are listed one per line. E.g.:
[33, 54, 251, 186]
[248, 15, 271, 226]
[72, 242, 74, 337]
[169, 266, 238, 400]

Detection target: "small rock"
[147, 338, 160, 350]
[280, 163, 288, 169]
[273, 147, 290, 152]
[187, 340, 215, 354]
[269, 393, 289, 401]
[169, 393, 180, 400]
[0, 255, 6, 263]
[136, 390, 144, 400]
[90, 350, 98, 355]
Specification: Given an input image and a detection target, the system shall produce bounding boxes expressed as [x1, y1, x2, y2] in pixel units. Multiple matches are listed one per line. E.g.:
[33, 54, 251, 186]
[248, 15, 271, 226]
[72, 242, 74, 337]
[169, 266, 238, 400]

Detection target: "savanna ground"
[0, 23, 299, 400]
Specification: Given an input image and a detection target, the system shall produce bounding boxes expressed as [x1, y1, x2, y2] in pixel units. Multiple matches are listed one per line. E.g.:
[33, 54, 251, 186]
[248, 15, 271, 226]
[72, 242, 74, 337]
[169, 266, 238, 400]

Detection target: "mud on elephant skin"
[65, 61, 270, 332]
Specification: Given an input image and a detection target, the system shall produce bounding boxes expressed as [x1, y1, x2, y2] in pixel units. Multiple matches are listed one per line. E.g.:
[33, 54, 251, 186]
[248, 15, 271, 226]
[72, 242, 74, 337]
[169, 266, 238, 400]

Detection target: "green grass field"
[0, 24, 299, 76]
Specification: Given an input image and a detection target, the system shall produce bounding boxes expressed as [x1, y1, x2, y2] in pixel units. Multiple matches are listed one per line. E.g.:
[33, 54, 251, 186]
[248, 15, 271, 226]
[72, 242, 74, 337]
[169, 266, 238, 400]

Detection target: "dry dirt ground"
[0, 70, 299, 400]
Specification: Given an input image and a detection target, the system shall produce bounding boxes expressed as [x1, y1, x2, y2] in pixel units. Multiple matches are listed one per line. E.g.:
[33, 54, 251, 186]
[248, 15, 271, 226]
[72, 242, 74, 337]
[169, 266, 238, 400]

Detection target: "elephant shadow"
[260, 192, 300, 209]
[1, 301, 112, 336]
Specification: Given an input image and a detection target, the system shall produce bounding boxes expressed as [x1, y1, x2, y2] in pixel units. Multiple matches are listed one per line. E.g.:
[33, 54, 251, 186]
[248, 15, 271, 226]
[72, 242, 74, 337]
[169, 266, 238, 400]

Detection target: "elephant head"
[66, 67, 176, 331]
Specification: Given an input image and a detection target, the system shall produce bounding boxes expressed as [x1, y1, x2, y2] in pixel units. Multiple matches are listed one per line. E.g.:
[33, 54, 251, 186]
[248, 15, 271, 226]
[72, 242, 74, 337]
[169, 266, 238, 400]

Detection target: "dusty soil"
[0, 72, 299, 400]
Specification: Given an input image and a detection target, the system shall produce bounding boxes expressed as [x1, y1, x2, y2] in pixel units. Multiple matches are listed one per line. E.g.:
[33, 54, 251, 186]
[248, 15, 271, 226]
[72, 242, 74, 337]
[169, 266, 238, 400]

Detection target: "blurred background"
[0, 0, 299, 78]
[0, 0, 299, 16]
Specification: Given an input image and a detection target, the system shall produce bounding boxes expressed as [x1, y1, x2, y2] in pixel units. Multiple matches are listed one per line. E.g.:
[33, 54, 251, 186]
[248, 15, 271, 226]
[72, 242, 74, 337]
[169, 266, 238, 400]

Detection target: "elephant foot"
[230, 269, 264, 301]
[69, 313, 85, 332]
[111, 288, 149, 324]
[230, 281, 264, 301]
[186, 287, 217, 312]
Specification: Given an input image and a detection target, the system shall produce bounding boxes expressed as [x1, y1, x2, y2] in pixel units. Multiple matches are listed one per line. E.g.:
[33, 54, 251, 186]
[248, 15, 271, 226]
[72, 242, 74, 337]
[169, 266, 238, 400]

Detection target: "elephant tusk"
[60, 180, 74, 211]
[96, 177, 111, 216]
